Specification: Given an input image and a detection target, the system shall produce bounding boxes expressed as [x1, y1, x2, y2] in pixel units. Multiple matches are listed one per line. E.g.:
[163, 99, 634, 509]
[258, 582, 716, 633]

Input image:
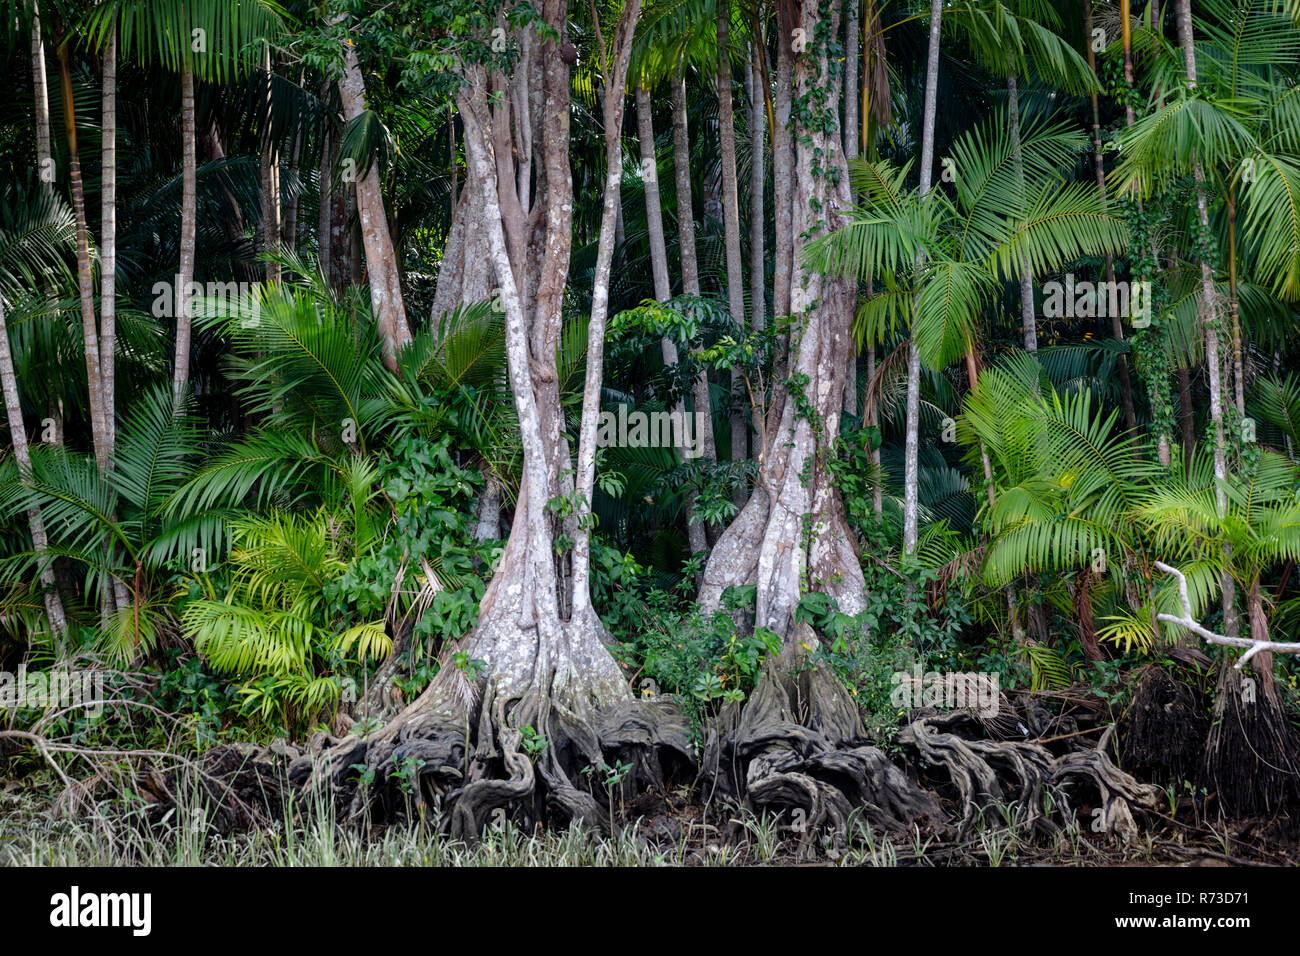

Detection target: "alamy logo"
[152, 275, 261, 326]
[0, 665, 106, 718]
[49, 887, 152, 936]
[890, 667, 1000, 717]
[1041, 274, 1152, 328]
[597, 405, 708, 458]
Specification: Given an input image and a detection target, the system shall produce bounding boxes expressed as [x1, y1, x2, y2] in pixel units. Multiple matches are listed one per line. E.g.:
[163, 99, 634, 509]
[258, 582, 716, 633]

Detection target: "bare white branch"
[1154, 561, 1300, 670]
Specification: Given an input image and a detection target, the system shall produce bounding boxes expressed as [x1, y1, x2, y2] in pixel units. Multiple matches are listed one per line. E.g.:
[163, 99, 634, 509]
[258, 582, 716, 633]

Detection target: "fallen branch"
[1154, 561, 1300, 669]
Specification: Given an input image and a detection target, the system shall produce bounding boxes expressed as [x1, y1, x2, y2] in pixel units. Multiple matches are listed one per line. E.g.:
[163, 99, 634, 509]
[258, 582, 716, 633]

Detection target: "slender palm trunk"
[318, 127, 333, 284]
[670, 67, 718, 470]
[1085, 2, 1138, 435]
[0, 296, 67, 635]
[101, 28, 116, 457]
[1226, 196, 1246, 416]
[637, 82, 709, 563]
[283, 116, 302, 252]
[32, 4, 52, 175]
[174, 64, 197, 403]
[717, 2, 747, 497]
[56, 44, 109, 475]
[1007, 75, 1038, 352]
[1176, 0, 1235, 637]
[262, 46, 281, 285]
[1125, 0, 1175, 466]
[904, 0, 943, 555]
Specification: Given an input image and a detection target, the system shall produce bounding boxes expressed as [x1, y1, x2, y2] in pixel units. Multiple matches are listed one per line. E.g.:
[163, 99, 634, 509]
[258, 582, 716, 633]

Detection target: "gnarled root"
[702, 661, 941, 844]
[281, 679, 695, 843]
[899, 710, 1163, 841]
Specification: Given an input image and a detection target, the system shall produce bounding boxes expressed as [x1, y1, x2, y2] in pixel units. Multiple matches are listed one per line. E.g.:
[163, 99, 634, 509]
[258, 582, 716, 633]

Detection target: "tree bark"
[717, 2, 748, 499]
[701, 0, 865, 633]
[903, 0, 944, 555]
[670, 66, 718, 470]
[174, 64, 197, 404]
[1007, 74, 1038, 352]
[337, 31, 412, 370]
[261, 45, 281, 285]
[56, 43, 109, 474]
[572, 0, 642, 616]
[748, 49, 766, 334]
[637, 82, 709, 563]
[318, 127, 333, 284]
[1176, 0, 1236, 638]
[32, 3, 52, 177]
[1085, 1, 1139, 436]
[100, 27, 117, 458]
[843, 1, 859, 417]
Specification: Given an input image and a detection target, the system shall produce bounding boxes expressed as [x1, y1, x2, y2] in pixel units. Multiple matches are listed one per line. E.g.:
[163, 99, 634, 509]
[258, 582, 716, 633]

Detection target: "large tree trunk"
[747, 50, 766, 333]
[700, 0, 937, 838]
[337, 31, 412, 370]
[0, 296, 67, 635]
[572, 0, 642, 615]
[174, 64, 197, 404]
[842, 1, 858, 417]
[307, 10, 689, 840]
[902, 0, 944, 555]
[717, 2, 748, 501]
[637, 82, 709, 563]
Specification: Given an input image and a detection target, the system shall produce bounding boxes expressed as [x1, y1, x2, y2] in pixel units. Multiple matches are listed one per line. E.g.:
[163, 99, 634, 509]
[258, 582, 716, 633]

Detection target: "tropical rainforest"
[2, 0, 1300, 868]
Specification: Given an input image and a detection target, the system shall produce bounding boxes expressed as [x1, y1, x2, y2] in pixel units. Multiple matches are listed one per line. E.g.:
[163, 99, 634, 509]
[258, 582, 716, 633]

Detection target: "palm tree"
[1141, 448, 1300, 814]
[809, 112, 1127, 417]
[87, 0, 288, 400]
[961, 352, 1158, 661]
[809, 110, 1127, 640]
[906, 0, 945, 557]
[1, 383, 218, 657]
[1115, 0, 1300, 638]
[950, 0, 1101, 351]
[0, 182, 77, 635]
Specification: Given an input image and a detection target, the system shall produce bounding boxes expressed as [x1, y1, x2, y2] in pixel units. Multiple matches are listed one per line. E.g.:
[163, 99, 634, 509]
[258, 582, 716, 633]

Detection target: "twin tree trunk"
[341, 5, 699, 839]
[701, 0, 864, 636]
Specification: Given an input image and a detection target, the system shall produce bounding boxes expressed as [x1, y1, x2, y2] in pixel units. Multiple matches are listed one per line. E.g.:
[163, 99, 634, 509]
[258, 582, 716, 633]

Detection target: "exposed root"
[702, 659, 941, 842]
[1118, 663, 1209, 784]
[899, 709, 1163, 841]
[193, 674, 695, 845]
[1202, 658, 1300, 820]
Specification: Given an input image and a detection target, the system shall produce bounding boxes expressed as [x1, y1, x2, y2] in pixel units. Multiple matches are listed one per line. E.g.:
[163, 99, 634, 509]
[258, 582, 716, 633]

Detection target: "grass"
[2, 768, 1289, 867]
